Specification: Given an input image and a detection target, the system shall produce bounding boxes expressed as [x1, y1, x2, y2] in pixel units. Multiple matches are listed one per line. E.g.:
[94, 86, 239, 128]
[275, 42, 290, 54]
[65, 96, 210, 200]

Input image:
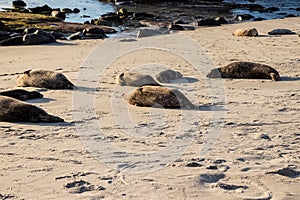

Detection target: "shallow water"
[0, 0, 115, 23]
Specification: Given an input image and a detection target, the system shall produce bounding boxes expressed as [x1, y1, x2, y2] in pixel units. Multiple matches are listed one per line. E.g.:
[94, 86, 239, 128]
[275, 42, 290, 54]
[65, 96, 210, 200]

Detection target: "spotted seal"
[0, 89, 43, 100]
[116, 72, 161, 87]
[0, 96, 64, 122]
[233, 28, 258, 37]
[123, 86, 195, 109]
[206, 61, 280, 81]
[156, 69, 183, 83]
[17, 69, 74, 89]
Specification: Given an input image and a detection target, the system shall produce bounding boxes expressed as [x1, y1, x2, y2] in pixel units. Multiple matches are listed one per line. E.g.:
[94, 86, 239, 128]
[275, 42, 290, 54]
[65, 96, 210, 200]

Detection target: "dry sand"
[0, 17, 300, 199]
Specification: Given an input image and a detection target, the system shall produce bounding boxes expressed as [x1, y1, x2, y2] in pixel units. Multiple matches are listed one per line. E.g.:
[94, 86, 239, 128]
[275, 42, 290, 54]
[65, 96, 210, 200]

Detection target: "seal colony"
[17, 69, 75, 89]
[123, 86, 195, 109]
[0, 96, 64, 122]
[206, 61, 281, 81]
[115, 72, 161, 87]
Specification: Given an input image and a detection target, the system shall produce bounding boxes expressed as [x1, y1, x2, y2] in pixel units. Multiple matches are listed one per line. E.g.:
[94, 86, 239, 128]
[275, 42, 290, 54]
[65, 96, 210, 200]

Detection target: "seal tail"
[270, 73, 280, 81]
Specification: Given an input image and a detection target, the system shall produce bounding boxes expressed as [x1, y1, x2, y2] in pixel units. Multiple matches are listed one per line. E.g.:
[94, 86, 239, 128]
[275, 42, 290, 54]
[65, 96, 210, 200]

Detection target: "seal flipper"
[24, 69, 32, 76]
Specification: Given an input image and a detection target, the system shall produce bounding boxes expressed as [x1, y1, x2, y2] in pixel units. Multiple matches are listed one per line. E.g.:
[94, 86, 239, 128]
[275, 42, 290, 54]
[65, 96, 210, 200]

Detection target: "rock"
[73, 8, 80, 13]
[12, 0, 26, 8]
[296, 7, 300, 11]
[264, 7, 280, 12]
[23, 27, 39, 34]
[186, 162, 203, 167]
[132, 12, 155, 20]
[198, 173, 225, 185]
[62, 8, 73, 13]
[285, 14, 296, 17]
[235, 14, 254, 21]
[83, 27, 105, 35]
[253, 17, 265, 21]
[0, 36, 23, 46]
[0, 31, 10, 41]
[0, 21, 4, 30]
[216, 182, 248, 190]
[117, 8, 128, 19]
[215, 17, 228, 24]
[29, 4, 52, 14]
[68, 31, 83, 40]
[51, 10, 66, 20]
[168, 24, 185, 30]
[23, 33, 53, 45]
[197, 18, 220, 26]
[50, 31, 65, 40]
[233, 28, 258, 37]
[268, 28, 296, 35]
[260, 133, 271, 140]
[266, 167, 300, 178]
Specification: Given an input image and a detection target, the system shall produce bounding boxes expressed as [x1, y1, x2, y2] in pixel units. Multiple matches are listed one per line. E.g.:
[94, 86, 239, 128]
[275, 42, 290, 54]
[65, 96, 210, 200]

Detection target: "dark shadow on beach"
[280, 76, 300, 81]
[12, 121, 73, 127]
[199, 103, 227, 111]
[26, 98, 56, 103]
[41, 41, 78, 46]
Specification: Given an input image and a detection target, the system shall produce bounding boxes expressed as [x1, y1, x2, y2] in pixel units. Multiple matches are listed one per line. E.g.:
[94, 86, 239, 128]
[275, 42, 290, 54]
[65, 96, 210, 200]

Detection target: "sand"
[0, 17, 300, 199]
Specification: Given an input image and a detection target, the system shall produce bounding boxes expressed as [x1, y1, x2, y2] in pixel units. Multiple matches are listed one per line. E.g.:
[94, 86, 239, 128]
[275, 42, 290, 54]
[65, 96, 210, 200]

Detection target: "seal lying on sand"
[0, 96, 64, 122]
[123, 86, 195, 109]
[156, 69, 183, 83]
[206, 61, 280, 81]
[116, 72, 161, 87]
[0, 89, 43, 100]
[268, 28, 296, 35]
[17, 69, 74, 89]
[233, 28, 258, 37]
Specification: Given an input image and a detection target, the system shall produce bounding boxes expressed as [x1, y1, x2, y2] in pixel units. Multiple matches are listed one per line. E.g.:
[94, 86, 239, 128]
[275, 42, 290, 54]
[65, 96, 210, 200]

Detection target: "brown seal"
[233, 28, 258, 37]
[206, 61, 280, 81]
[0, 89, 43, 100]
[17, 69, 74, 89]
[156, 69, 183, 83]
[123, 86, 195, 109]
[116, 72, 161, 87]
[0, 96, 64, 122]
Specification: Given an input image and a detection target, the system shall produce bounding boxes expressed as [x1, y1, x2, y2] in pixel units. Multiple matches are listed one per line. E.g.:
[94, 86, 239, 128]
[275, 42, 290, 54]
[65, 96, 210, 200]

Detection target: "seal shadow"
[280, 76, 300, 81]
[42, 41, 77, 46]
[14, 121, 73, 127]
[168, 77, 199, 84]
[25, 98, 56, 103]
[74, 86, 97, 92]
[199, 103, 228, 111]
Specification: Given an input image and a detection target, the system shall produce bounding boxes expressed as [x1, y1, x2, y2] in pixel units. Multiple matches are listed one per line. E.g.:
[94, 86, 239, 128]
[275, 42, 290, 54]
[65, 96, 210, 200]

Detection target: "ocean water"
[0, 0, 115, 23]
[224, 0, 300, 20]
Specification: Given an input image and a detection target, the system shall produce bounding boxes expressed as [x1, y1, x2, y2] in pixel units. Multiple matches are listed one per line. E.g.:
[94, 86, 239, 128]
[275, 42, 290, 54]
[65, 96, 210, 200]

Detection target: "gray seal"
[116, 72, 161, 87]
[123, 86, 195, 109]
[206, 61, 280, 81]
[17, 69, 74, 89]
[0, 96, 64, 122]
[156, 69, 183, 83]
[0, 89, 43, 100]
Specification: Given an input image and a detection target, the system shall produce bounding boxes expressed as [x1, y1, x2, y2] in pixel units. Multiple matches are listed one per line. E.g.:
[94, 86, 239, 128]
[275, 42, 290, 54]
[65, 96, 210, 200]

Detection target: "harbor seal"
[17, 69, 74, 89]
[206, 61, 280, 81]
[156, 69, 183, 83]
[0, 89, 43, 101]
[116, 72, 161, 87]
[123, 86, 195, 109]
[268, 28, 296, 35]
[0, 96, 64, 122]
[233, 28, 258, 37]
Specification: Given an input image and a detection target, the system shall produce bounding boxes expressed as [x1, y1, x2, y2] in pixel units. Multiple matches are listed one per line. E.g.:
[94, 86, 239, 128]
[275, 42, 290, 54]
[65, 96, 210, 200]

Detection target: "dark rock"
[168, 24, 185, 30]
[260, 133, 271, 140]
[266, 167, 300, 178]
[197, 18, 220, 26]
[117, 8, 128, 18]
[83, 27, 105, 35]
[84, 33, 106, 39]
[51, 10, 66, 20]
[264, 7, 280, 12]
[215, 17, 228, 24]
[23, 33, 53, 45]
[253, 17, 265, 21]
[0, 31, 10, 41]
[23, 27, 39, 34]
[0, 36, 23, 46]
[248, 4, 265, 12]
[62, 8, 73, 13]
[29, 4, 52, 14]
[12, 0, 26, 8]
[217, 183, 248, 190]
[132, 12, 155, 20]
[68, 31, 83, 40]
[84, 21, 90, 24]
[186, 162, 203, 167]
[73, 8, 80, 13]
[213, 159, 226, 164]
[235, 14, 254, 21]
[285, 14, 297, 17]
[296, 7, 300, 11]
[0, 21, 4, 30]
[198, 173, 225, 184]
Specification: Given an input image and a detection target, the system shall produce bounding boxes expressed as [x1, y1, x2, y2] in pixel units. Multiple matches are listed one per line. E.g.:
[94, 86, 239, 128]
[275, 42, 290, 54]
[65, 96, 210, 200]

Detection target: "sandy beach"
[1, 17, 300, 199]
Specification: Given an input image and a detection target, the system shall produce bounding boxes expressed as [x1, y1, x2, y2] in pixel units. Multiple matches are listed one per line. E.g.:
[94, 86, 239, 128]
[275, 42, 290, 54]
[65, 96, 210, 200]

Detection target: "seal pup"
[233, 28, 258, 37]
[123, 86, 195, 109]
[116, 72, 161, 87]
[0, 96, 64, 122]
[206, 61, 280, 81]
[156, 69, 183, 83]
[17, 69, 74, 89]
[0, 89, 43, 100]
